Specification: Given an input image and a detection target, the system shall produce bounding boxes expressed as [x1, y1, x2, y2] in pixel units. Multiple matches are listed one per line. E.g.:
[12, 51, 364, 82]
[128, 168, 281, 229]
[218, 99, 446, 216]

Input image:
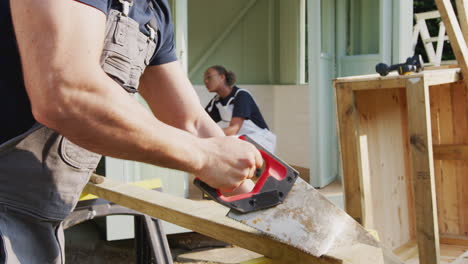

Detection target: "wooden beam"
[424, 69, 463, 86]
[451, 250, 468, 264]
[414, 10, 442, 21]
[334, 83, 365, 225]
[84, 175, 340, 264]
[333, 68, 462, 91]
[290, 165, 310, 183]
[405, 77, 441, 264]
[341, 79, 408, 91]
[426, 35, 449, 44]
[435, 23, 447, 64]
[425, 64, 460, 70]
[416, 14, 438, 63]
[440, 235, 468, 246]
[394, 240, 419, 261]
[241, 257, 279, 264]
[455, 0, 468, 43]
[435, 0, 468, 90]
[433, 144, 468, 160]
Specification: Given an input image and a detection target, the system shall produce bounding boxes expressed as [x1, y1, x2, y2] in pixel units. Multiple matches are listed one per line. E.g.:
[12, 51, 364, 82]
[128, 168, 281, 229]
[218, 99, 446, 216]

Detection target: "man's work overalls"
[0, 1, 157, 262]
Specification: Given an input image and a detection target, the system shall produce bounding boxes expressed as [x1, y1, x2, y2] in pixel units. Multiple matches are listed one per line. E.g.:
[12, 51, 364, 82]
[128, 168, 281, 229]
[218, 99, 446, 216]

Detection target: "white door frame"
[308, 0, 339, 188]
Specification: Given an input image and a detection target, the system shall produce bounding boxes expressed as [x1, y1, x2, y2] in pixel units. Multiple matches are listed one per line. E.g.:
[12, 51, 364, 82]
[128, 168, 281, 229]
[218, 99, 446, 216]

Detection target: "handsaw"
[194, 136, 386, 258]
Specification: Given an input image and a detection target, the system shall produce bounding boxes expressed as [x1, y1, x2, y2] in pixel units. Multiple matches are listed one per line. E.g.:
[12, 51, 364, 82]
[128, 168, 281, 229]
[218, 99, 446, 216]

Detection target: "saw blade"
[227, 177, 380, 257]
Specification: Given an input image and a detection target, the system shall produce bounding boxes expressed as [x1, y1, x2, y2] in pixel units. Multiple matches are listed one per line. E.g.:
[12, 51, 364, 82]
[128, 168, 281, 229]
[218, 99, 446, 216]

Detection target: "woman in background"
[204, 65, 276, 153]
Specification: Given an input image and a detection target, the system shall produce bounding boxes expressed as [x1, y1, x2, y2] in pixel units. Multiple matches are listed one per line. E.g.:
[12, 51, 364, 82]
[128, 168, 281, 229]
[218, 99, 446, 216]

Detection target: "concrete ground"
[65, 220, 258, 264]
[65, 220, 135, 264]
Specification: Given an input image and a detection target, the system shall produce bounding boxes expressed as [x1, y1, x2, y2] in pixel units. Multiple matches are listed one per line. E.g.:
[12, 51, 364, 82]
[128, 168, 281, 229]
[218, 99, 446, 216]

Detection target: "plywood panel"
[355, 88, 413, 249]
[451, 82, 468, 236]
[430, 82, 468, 237]
[457, 160, 468, 236]
[430, 84, 459, 235]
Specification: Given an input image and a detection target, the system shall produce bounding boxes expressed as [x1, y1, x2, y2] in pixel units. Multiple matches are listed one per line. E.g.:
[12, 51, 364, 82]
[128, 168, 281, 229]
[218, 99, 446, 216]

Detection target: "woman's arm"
[139, 62, 224, 138]
[223, 117, 245, 135]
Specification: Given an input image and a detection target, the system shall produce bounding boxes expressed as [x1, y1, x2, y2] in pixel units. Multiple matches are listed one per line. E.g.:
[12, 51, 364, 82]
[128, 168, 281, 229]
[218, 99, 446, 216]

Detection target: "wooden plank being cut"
[85, 175, 339, 264]
[435, 0, 468, 90]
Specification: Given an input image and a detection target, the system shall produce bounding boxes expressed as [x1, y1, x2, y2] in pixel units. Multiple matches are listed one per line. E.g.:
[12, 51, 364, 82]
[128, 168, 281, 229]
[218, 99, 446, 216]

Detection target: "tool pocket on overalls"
[101, 50, 132, 85]
[101, 7, 157, 93]
[59, 137, 101, 170]
[56, 135, 101, 211]
[0, 125, 101, 220]
[100, 10, 135, 88]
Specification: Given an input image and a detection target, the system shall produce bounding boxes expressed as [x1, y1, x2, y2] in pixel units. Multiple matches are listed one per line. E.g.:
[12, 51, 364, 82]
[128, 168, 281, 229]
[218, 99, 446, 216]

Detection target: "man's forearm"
[39, 71, 205, 175]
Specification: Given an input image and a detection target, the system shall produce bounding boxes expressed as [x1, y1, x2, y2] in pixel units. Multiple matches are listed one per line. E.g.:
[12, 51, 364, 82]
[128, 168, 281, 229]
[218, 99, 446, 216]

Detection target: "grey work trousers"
[0, 124, 101, 264]
[0, 205, 64, 264]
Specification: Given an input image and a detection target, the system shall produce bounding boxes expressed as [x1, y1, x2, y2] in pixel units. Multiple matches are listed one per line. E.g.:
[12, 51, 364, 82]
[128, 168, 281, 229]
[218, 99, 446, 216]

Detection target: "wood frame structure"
[334, 67, 468, 264]
[334, 1, 468, 263]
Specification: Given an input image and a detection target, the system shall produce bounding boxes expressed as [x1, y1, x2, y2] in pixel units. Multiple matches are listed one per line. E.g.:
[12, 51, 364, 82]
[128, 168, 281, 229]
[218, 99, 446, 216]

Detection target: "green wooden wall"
[186, 0, 303, 85]
[346, 0, 380, 56]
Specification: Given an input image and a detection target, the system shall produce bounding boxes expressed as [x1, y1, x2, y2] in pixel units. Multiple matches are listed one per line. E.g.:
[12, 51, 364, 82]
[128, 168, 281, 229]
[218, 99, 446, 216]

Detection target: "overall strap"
[145, 0, 158, 41]
[207, 95, 220, 112]
[118, 0, 133, 16]
[226, 88, 254, 106]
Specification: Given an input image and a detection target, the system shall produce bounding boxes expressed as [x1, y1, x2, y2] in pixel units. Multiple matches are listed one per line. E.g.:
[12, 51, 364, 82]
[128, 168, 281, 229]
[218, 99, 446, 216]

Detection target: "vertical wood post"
[334, 83, 365, 224]
[406, 77, 440, 264]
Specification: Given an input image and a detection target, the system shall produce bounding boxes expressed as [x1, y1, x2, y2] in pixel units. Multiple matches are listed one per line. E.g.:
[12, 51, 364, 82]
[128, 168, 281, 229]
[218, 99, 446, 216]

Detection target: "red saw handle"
[193, 135, 298, 213]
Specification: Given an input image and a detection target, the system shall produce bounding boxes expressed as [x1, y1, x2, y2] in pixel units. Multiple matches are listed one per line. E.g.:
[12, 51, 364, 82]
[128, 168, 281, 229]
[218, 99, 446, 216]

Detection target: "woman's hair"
[209, 65, 236, 86]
